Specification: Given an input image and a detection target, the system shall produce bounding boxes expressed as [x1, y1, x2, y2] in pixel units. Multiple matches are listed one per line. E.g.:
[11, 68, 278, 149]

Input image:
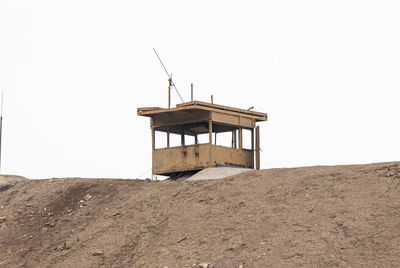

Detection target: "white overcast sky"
[1, 0, 399, 179]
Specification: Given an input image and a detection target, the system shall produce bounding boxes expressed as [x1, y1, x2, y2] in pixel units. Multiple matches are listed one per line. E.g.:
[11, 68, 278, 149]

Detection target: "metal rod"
[168, 81, 171, 108]
[153, 48, 170, 78]
[1, 91, 4, 173]
[211, 95, 214, 104]
[171, 82, 184, 103]
[167, 132, 170, 148]
[191, 83, 193, 102]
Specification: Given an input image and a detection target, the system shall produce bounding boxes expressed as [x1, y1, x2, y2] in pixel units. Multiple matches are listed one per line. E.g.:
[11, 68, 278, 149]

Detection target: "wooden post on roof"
[167, 132, 170, 148]
[191, 83, 193, 102]
[168, 78, 171, 108]
[256, 126, 260, 170]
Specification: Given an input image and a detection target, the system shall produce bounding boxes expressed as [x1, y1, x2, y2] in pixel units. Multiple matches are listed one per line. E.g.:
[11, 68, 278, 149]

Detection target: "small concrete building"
[138, 101, 267, 177]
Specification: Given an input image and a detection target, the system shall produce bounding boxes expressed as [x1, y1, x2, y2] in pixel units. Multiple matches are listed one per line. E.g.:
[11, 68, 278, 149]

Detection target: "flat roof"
[137, 101, 268, 122]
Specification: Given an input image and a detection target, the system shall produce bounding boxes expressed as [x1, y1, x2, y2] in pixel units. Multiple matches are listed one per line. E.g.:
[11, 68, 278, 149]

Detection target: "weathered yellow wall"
[211, 146, 254, 168]
[153, 144, 211, 175]
[153, 144, 254, 175]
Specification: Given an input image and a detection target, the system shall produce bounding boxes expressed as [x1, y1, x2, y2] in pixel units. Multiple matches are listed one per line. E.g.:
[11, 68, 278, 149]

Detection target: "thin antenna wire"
[0, 91, 3, 173]
[153, 48, 170, 78]
[153, 48, 184, 103]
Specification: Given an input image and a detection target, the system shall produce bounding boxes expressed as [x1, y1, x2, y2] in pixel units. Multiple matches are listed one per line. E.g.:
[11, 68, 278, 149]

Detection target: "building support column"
[151, 118, 155, 176]
[239, 128, 243, 150]
[251, 128, 254, 151]
[181, 129, 185, 146]
[209, 120, 213, 144]
[209, 119, 213, 167]
[256, 126, 260, 170]
[232, 130, 237, 148]
[151, 118, 155, 151]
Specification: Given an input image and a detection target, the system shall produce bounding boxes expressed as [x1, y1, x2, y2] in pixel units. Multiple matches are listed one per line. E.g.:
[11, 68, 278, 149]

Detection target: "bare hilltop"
[0, 162, 399, 267]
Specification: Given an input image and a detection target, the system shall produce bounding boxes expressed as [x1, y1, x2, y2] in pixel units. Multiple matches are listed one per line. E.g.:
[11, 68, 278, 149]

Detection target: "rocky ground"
[0, 162, 400, 267]
[0, 175, 26, 191]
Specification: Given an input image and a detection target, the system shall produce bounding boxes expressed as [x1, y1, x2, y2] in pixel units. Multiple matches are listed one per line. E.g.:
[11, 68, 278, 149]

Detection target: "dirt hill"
[0, 162, 399, 268]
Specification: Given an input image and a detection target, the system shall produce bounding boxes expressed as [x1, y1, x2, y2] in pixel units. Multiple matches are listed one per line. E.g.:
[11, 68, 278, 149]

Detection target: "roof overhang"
[137, 101, 268, 122]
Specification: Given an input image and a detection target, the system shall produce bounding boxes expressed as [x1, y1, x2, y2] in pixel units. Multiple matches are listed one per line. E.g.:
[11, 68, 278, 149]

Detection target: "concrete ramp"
[184, 167, 252, 182]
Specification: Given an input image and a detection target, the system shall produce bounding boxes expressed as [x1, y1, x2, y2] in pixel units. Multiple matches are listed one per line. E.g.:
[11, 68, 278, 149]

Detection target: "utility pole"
[0, 91, 4, 173]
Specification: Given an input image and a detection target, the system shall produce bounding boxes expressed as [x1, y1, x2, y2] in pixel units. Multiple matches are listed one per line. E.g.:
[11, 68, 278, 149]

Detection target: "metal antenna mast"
[0, 91, 4, 173]
[153, 48, 184, 104]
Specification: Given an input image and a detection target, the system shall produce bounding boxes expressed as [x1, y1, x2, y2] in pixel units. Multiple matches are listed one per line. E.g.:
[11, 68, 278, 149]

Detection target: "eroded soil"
[1, 162, 400, 267]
